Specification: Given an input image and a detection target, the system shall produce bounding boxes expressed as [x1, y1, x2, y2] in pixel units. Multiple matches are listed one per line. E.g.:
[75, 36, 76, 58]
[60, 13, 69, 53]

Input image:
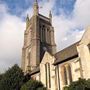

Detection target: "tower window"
[47, 28, 50, 43]
[39, 25, 42, 41]
[42, 25, 46, 42]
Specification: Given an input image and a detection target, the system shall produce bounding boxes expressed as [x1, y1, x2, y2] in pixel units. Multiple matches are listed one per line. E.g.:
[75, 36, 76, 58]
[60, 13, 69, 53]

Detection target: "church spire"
[33, 0, 39, 15]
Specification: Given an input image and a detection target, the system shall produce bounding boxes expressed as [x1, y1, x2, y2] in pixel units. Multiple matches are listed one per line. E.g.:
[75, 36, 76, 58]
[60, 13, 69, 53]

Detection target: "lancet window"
[45, 63, 51, 89]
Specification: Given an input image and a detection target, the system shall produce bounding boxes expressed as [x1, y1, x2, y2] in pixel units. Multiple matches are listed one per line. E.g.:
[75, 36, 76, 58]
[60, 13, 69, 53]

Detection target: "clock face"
[43, 47, 47, 51]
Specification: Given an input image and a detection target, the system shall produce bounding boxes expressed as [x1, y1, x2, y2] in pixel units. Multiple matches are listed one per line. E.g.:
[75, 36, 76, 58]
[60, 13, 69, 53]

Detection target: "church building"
[21, 0, 90, 90]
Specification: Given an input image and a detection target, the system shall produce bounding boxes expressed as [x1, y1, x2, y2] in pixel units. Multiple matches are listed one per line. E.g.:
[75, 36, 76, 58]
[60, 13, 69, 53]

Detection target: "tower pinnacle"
[33, 0, 39, 15]
[26, 14, 29, 29]
[35, 0, 37, 3]
[49, 11, 52, 24]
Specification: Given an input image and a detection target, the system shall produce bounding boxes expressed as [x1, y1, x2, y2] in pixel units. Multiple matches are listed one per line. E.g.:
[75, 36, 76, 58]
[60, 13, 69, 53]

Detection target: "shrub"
[64, 78, 90, 90]
[21, 79, 46, 90]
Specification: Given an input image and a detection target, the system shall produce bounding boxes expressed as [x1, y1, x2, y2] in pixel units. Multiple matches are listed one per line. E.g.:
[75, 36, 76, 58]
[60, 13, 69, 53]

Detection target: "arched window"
[64, 66, 68, 85]
[61, 64, 72, 86]
[39, 25, 42, 41]
[43, 25, 46, 42]
[61, 66, 68, 85]
[47, 28, 49, 43]
[45, 64, 47, 87]
[55, 66, 60, 90]
[67, 64, 72, 84]
[45, 63, 51, 89]
[48, 63, 51, 88]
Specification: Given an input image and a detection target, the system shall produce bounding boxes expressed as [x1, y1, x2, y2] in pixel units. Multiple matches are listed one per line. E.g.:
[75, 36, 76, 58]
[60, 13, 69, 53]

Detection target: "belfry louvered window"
[42, 25, 46, 42]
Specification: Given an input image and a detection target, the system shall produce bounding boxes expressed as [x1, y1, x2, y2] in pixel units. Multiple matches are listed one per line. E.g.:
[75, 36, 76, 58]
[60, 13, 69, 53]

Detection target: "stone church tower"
[21, 0, 56, 73]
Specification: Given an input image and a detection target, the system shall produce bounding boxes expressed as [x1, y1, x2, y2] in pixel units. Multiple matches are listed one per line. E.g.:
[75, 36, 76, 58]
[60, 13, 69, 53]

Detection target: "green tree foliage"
[20, 79, 46, 90]
[0, 64, 46, 90]
[0, 73, 4, 81]
[0, 64, 24, 90]
[64, 78, 90, 90]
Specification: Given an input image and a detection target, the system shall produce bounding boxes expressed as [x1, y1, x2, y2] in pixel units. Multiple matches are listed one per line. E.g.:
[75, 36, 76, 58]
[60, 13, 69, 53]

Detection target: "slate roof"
[54, 41, 80, 65]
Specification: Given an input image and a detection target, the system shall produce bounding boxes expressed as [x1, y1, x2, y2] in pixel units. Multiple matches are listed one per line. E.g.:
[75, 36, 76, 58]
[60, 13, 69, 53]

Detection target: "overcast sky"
[0, 0, 90, 73]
